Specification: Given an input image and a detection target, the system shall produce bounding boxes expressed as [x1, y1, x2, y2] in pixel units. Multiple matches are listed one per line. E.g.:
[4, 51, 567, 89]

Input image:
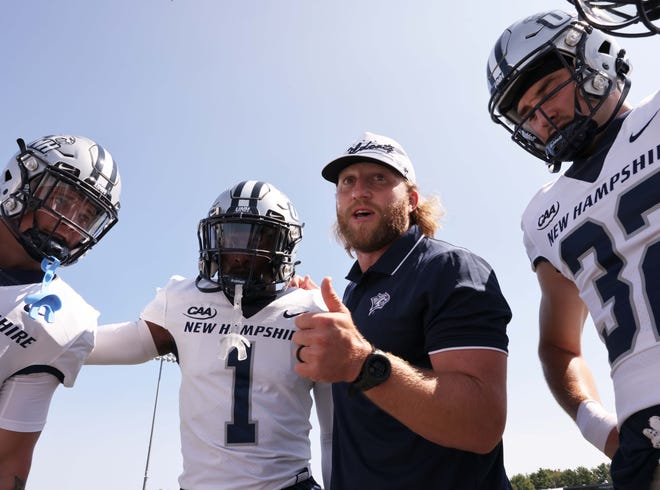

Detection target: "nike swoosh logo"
[629, 109, 660, 143]
[283, 310, 307, 318]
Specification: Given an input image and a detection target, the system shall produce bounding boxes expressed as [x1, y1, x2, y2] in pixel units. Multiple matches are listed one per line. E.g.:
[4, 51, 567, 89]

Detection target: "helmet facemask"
[509, 51, 617, 171]
[572, 0, 660, 37]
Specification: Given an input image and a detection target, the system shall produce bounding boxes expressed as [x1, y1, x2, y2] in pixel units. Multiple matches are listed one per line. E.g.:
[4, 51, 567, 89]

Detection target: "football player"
[0, 135, 121, 489]
[488, 9, 660, 489]
[568, 0, 660, 37]
[87, 180, 331, 490]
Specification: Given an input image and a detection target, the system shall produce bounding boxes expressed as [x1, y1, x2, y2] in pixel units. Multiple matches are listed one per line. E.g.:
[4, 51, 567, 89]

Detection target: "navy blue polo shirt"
[330, 225, 512, 489]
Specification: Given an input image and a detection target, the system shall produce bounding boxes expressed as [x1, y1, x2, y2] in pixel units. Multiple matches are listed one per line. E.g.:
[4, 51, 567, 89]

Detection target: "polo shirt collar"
[346, 225, 424, 282]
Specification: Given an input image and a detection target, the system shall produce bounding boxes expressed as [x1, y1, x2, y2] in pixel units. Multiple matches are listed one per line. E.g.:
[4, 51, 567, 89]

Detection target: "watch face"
[349, 349, 391, 396]
[367, 351, 391, 382]
[368, 357, 389, 378]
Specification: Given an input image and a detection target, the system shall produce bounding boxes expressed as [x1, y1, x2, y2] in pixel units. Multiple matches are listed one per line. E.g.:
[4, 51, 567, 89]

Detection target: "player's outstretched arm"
[86, 320, 172, 364]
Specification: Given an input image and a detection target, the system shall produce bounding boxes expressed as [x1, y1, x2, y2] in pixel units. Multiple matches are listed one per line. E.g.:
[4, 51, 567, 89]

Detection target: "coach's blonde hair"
[409, 183, 444, 238]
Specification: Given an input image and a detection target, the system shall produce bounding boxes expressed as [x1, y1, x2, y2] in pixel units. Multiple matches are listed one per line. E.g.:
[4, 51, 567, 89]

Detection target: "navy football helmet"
[197, 180, 303, 299]
[487, 10, 631, 172]
[1, 135, 121, 265]
[569, 0, 660, 37]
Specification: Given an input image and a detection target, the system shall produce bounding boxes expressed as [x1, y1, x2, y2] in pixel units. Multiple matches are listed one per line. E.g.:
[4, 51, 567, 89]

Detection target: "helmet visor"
[209, 222, 280, 253]
[34, 174, 115, 244]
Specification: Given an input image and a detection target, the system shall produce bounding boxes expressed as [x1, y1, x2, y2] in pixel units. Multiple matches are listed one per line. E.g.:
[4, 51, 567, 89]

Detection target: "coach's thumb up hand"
[293, 277, 367, 383]
[320, 277, 350, 314]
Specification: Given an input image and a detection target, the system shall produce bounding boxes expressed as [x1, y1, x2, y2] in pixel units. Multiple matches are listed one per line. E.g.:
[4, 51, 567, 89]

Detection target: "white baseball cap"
[321, 131, 416, 185]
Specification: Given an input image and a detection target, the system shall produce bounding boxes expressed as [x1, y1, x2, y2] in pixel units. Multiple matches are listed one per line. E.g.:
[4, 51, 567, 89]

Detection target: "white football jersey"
[140, 276, 329, 490]
[0, 276, 98, 388]
[521, 89, 660, 424]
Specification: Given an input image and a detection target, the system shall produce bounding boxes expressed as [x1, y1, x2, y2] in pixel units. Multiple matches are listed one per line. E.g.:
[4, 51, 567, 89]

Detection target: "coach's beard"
[337, 199, 410, 254]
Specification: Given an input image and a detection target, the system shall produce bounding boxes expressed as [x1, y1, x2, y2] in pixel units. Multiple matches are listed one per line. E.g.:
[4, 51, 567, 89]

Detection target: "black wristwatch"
[348, 346, 391, 396]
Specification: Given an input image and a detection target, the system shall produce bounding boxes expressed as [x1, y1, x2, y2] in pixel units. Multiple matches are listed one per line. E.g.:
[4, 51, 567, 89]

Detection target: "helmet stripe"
[228, 180, 248, 213]
[227, 180, 266, 215]
[88, 145, 118, 194]
[249, 181, 266, 215]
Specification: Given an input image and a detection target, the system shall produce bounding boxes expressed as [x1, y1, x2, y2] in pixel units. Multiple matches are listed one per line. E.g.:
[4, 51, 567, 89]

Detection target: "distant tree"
[510, 474, 534, 490]
[575, 465, 598, 484]
[592, 462, 612, 483]
[509, 462, 612, 489]
[529, 468, 561, 489]
[559, 468, 580, 486]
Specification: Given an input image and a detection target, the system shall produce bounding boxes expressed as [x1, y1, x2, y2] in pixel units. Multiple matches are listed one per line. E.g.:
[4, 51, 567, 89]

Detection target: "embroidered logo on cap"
[347, 141, 396, 155]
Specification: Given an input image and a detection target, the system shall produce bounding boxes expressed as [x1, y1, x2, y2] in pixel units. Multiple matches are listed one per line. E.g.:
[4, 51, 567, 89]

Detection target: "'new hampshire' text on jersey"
[521, 89, 660, 425]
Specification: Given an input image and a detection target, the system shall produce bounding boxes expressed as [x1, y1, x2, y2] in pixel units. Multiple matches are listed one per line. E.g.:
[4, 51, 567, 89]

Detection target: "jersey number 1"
[226, 345, 257, 445]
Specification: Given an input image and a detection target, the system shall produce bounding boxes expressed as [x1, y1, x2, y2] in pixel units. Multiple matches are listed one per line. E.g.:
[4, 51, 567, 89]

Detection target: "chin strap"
[545, 115, 599, 171]
[217, 284, 251, 361]
[24, 256, 62, 323]
[545, 66, 632, 173]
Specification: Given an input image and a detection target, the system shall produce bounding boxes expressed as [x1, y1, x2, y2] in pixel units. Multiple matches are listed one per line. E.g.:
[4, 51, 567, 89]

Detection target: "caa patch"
[184, 306, 218, 320]
[537, 201, 560, 230]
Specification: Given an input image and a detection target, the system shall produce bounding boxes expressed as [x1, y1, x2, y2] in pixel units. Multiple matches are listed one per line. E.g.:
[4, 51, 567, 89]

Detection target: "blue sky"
[2, 1, 657, 488]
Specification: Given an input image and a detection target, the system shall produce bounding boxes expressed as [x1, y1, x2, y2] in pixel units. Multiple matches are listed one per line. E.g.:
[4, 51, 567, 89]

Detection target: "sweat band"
[576, 399, 617, 452]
